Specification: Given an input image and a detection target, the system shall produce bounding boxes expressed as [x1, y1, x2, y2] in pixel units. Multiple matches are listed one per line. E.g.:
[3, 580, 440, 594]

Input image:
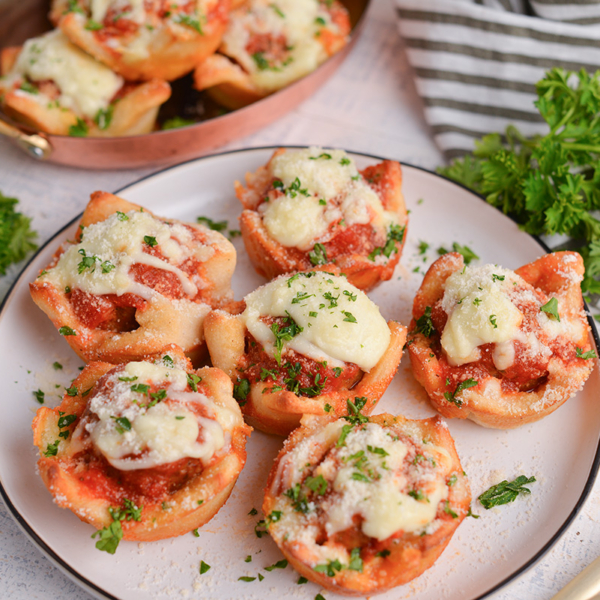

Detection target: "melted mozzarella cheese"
[80, 361, 235, 471]
[13, 30, 123, 118]
[240, 272, 390, 371]
[441, 265, 523, 366]
[261, 148, 396, 249]
[41, 210, 199, 301]
[221, 0, 332, 92]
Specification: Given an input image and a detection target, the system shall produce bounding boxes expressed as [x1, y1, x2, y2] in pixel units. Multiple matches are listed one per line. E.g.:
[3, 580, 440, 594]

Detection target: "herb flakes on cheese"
[241, 271, 390, 370]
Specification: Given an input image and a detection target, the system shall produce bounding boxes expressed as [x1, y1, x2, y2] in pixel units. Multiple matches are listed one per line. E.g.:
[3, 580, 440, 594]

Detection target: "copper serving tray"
[0, 0, 370, 169]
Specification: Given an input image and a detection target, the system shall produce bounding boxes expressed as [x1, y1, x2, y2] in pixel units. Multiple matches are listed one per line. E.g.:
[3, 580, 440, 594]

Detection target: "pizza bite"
[0, 30, 170, 137]
[49, 0, 229, 81]
[32, 346, 251, 544]
[193, 0, 350, 109]
[263, 410, 470, 595]
[204, 270, 406, 436]
[235, 147, 408, 291]
[407, 251, 596, 429]
[30, 191, 236, 365]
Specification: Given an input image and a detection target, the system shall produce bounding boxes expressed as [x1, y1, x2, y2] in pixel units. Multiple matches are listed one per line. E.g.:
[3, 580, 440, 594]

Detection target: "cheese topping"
[270, 419, 453, 563]
[91, 0, 146, 24]
[11, 30, 123, 118]
[221, 0, 340, 92]
[260, 148, 396, 250]
[73, 360, 234, 471]
[40, 210, 205, 301]
[240, 272, 390, 370]
[441, 265, 523, 366]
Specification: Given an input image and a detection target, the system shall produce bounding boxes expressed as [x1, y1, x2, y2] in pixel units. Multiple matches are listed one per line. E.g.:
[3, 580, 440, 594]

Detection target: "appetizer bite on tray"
[235, 147, 408, 290]
[0, 30, 170, 137]
[407, 251, 596, 429]
[193, 0, 350, 109]
[32, 346, 251, 544]
[263, 408, 471, 595]
[30, 191, 236, 364]
[49, 0, 229, 81]
[204, 270, 406, 436]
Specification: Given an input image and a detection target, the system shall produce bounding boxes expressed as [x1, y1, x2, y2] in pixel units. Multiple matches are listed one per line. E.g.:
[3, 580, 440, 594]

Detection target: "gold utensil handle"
[0, 118, 52, 160]
[551, 555, 600, 600]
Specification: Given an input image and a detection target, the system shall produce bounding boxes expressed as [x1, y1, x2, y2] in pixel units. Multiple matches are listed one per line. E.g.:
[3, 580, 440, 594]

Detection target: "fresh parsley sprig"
[478, 475, 536, 509]
[438, 68, 600, 294]
[0, 192, 37, 275]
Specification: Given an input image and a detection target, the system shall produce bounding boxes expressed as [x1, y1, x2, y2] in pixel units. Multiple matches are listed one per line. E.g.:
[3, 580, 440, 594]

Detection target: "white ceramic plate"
[1, 148, 599, 600]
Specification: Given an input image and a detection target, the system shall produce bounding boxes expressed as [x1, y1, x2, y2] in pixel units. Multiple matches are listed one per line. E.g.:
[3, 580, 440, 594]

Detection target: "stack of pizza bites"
[0, 0, 353, 138]
[29, 146, 597, 595]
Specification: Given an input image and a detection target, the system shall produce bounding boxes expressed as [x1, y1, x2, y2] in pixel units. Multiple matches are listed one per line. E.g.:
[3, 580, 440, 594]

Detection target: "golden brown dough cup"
[235, 147, 408, 291]
[0, 31, 170, 137]
[263, 411, 471, 596]
[30, 191, 236, 365]
[193, 0, 350, 109]
[204, 270, 407, 436]
[50, 0, 230, 81]
[32, 346, 251, 544]
[407, 251, 595, 429]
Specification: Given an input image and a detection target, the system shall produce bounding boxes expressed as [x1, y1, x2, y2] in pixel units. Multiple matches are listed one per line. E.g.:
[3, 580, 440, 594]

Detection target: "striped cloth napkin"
[395, 0, 600, 159]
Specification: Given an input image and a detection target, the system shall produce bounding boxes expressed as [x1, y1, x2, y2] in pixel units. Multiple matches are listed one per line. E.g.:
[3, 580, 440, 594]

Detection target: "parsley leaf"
[478, 475, 536, 509]
[412, 306, 436, 337]
[309, 242, 328, 266]
[576, 347, 597, 359]
[444, 378, 478, 406]
[197, 216, 228, 232]
[540, 297, 560, 321]
[437, 68, 600, 294]
[0, 192, 37, 275]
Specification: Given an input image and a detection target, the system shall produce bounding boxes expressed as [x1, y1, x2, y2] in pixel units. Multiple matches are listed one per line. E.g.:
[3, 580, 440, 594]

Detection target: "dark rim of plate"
[1, 145, 599, 600]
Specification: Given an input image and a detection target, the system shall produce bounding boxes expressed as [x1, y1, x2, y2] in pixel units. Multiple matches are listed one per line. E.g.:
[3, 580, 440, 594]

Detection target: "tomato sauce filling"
[427, 281, 580, 394]
[235, 317, 361, 402]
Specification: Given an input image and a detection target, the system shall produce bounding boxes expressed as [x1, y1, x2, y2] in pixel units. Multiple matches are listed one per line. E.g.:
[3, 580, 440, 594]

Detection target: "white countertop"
[1, 1, 600, 598]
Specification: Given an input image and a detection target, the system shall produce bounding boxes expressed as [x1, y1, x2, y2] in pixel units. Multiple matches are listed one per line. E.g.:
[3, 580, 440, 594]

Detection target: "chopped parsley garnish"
[576, 347, 597, 359]
[64, 0, 84, 13]
[348, 548, 363, 572]
[233, 378, 250, 404]
[492, 273, 505, 282]
[33, 389, 45, 404]
[309, 242, 328, 266]
[199, 561, 211, 574]
[443, 500, 458, 518]
[489, 314, 498, 329]
[314, 559, 343, 577]
[197, 216, 228, 232]
[173, 13, 203, 33]
[187, 373, 202, 392]
[418, 240, 429, 255]
[333, 367, 343, 377]
[342, 311, 357, 323]
[305, 474, 328, 495]
[162, 116, 196, 130]
[248, 508, 258, 516]
[43, 439, 60, 457]
[94, 106, 113, 130]
[143, 235, 158, 247]
[68, 118, 88, 137]
[444, 378, 478, 406]
[265, 559, 288, 571]
[448, 474, 458, 486]
[131, 383, 150, 395]
[111, 415, 131, 434]
[452, 243, 479, 265]
[343, 290, 357, 301]
[192, 529, 200, 537]
[368, 224, 405, 261]
[298, 576, 308, 584]
[92, 499, 142, 554]
[162, 355, 174, 367]
[367, 445, 389, 457]
[344, 397, 369, 424]
[412, 306, 436, 337]
[540, 297, 560, 321]
[340, 157, 351, 165]
[149, 389, 167, 406]
[376, 549, 391, 558]
[324, 403, 333, 412]
[116, 211, 129, 221]
[53, 361, 63, 370]
[473, 298, 482, 306]
[271, 316, 303, 364]
[478, 475, 536, 509]
[467, 506, 480, 518]
[408, 489, 427, 501]
[85, 19, 103, 30]
[292, 291, 314, 304]
[77, 248, 98, 273]
[118, 376, 137, 382]
[19, 82, 38, 94]
[252, 51, 271, 70]
[59, 326, 77, 336]
[238, 576, 256, 582]
[65, 386, 78, 396]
